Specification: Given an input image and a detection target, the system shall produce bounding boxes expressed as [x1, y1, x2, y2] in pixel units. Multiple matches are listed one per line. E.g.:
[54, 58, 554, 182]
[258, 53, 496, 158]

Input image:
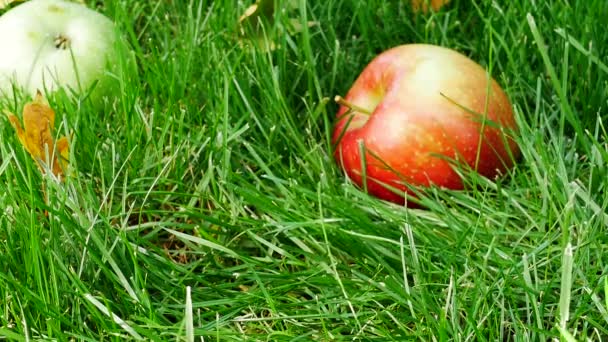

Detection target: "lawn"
[1, 0, 607, 340]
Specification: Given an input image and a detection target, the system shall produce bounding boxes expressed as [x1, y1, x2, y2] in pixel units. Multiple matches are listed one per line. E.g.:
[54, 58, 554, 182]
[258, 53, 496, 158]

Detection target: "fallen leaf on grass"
[237, 0, 318, 51]
[238, 0, 275, 30]
[4, 91, 69, 180]
[411, 0, 451, 13]
[238, 0, 277, 51]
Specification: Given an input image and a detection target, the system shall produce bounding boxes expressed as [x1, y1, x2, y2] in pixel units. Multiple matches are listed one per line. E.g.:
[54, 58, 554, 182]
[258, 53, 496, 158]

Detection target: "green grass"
[1, 0, 607, 340]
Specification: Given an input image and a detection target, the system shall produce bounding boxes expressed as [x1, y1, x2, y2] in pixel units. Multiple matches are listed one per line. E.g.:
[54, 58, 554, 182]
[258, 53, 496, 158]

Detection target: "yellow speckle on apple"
[47, 4, 64, 13]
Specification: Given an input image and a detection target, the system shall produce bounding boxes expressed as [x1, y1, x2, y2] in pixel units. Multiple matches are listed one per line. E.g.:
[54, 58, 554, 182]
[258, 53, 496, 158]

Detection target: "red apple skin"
[332, 44, 519, 204]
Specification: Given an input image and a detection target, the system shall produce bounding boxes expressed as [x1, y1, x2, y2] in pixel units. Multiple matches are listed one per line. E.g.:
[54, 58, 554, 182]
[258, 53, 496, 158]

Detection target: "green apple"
[0, 0, 133, 106]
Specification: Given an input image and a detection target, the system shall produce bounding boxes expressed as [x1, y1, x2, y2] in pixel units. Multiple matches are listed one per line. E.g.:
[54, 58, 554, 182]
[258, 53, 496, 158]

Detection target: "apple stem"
[334, 95, 372, 116]
[54, 35, 70, 50]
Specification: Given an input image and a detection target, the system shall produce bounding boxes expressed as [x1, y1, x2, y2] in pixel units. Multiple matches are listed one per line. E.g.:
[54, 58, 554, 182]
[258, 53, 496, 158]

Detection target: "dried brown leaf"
[4, 91, 69, 180]
[411, 0, 451, 13]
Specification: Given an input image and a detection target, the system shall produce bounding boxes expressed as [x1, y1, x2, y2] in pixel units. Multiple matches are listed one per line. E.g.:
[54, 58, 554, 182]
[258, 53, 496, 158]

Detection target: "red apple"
[332, 44, 519, 204]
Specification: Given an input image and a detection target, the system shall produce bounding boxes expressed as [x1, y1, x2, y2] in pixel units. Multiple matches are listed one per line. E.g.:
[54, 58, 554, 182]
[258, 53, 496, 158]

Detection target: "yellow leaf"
[411, 0, 451, 13]
[237, 0, 313, 52]
[237, 0, 275, 52]
[4, 91, 69, 180]
[56, 135, 70, 176]
[238, 0, 275, 29]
